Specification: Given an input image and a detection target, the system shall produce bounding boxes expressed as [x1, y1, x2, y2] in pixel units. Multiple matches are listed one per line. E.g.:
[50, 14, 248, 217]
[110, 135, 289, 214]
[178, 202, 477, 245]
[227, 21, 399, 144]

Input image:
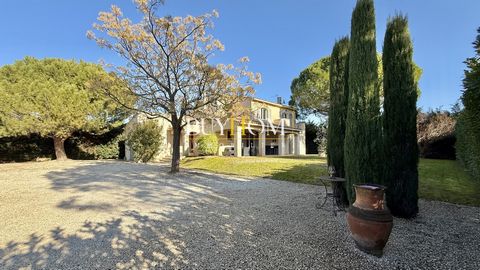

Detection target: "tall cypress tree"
[456, 28, 480, 181]
[327, 37, 350, 206]
[345, 0, 382, 202]
[382, 15, 419, 218]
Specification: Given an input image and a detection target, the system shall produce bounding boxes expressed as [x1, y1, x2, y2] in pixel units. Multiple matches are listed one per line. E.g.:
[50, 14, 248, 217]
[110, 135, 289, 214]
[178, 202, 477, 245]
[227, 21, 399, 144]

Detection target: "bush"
[0, 134, 54, 162]
[417, 110, 456, 159]
[65, 125, 125, 160]
[0, 125, 125, 162]
[305, 122, 320, 154]
[93, 141, 120, 159]
[127, 121, 163, 162]
[315, 122, 328, 157]
[197, 134, 218, 156]
[456, 112, 480, 180]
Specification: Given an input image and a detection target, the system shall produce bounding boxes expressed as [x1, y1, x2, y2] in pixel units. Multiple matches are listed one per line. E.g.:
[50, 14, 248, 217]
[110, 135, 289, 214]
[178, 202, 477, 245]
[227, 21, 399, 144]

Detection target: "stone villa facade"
[125, 97, 306, 160]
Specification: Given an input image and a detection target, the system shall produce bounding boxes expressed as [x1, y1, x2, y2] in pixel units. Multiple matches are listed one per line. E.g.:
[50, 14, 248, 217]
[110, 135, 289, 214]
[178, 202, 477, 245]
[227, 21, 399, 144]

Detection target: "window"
[260, 108, 269, 120]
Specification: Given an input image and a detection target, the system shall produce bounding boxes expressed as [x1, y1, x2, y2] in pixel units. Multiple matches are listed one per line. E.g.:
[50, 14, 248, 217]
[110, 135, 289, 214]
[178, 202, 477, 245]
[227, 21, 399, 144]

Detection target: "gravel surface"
[0, 160, 479, 269]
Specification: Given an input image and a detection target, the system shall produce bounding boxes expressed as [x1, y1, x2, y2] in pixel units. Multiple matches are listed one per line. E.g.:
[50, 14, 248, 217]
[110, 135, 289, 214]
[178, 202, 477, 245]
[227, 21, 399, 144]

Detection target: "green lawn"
[418, 159, 479, 206]
[182, 155, 480, 206]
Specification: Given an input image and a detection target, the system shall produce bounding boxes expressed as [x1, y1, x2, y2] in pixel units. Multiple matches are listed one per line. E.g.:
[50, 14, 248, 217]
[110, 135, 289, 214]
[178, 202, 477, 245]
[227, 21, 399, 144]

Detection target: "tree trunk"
[53, 136, 68, 161]
[170, 121, 182, 173]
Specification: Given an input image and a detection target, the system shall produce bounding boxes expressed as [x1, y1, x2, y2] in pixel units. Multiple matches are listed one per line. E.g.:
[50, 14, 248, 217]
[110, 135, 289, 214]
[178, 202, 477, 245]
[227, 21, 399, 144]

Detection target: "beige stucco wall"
[249, 99, 296, 128]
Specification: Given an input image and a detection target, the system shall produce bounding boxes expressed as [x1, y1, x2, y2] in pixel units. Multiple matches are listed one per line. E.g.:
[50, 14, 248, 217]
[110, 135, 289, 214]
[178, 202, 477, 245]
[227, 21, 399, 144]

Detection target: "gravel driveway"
[1, 160, 479, 269]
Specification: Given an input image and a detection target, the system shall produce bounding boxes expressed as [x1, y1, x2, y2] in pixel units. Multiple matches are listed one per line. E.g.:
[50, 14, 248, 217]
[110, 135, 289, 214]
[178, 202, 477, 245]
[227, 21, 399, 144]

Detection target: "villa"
[125, 97, 306, 160]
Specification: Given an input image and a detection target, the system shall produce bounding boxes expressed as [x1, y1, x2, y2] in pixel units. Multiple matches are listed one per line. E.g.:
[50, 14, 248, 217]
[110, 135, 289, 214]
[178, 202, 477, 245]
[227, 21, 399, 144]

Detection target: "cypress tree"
[456, 28, 480, 181]
[327, 37, 350, 206]
[382, 15, 419, 218]
[345, 0, 383, 202]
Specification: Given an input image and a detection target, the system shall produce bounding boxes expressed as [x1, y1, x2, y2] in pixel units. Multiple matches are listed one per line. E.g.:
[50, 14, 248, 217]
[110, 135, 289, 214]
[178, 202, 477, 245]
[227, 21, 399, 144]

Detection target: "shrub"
[65, 125, 125, 160]
[315, 122, 328, 157]
[456, 112, 480, 180]
[89, 140, 120, 159]
[127, 121, 163, 162]
[66, 137, 122, 160]
[417, 110, 456, 159]
[197, 134, 219, 156]
[305, 121, 320, 154]
[0, 134, 54, 162]
[0, 125, 125, 162]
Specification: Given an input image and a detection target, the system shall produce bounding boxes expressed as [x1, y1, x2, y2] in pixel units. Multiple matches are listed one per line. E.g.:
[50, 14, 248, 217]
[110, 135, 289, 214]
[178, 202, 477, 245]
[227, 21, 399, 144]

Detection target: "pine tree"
[344, 0, 383, 202]
[0, 57, 132, 160]
[382, 15, 419, 218]
[327, 37, 350, 206]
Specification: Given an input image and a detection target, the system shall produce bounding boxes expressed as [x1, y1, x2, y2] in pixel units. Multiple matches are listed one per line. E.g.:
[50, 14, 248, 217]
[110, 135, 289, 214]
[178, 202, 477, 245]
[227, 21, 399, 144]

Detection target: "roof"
[251, 97, 296, 111]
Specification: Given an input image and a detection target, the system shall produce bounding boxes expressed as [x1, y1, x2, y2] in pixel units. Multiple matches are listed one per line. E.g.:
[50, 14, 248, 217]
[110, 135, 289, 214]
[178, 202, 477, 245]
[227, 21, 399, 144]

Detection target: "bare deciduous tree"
[88, 0, 260, 172]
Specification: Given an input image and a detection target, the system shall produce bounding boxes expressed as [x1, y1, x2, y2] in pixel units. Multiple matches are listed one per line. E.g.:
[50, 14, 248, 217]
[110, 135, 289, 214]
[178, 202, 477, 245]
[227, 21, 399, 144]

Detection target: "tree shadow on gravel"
[47, 161, 234, 206]
[1, 211, 162, 269]
[0, 161, 263, 269]
[4, 161, 476, 269]
[0, 209, 255, 269]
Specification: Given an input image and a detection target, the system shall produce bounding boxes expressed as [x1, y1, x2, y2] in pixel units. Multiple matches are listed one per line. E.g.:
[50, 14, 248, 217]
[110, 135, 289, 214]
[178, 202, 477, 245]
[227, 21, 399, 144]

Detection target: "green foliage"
[289, 57, 331, 118]
[0, 57, 132, 159]
[289, 54, 422, 120]
[314, 122, 328, 156]
[456, 28, 480, 180]
[127, 121, 164, 163]
[197, 134, 219, 156]
[70, 138, 120, 160]
[456, 114, 480, 180]
[304, 121, 320, 154]
[0, 125, 125, 162]
[0, 134, 54, 162]
[94, 141, 120, 159]
[344, 0, 383, 202]
[327, 37, 350, 206]
[383, 15, 419, 218]
[0, 57, 129, 138]
[327, 37, 350, 178]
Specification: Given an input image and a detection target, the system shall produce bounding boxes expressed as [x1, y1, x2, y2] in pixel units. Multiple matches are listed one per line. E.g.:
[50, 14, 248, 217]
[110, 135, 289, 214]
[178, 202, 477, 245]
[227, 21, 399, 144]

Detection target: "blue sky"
[1, 0, 479, 111]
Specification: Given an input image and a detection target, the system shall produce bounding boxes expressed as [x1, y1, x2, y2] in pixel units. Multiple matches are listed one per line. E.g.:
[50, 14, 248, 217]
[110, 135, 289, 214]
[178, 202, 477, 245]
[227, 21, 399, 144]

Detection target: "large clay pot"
[346, 184, 393, 257]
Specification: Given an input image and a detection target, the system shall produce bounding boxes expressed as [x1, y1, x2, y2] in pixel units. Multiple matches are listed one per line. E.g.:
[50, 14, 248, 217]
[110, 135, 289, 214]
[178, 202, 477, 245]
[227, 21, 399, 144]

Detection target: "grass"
[182, 155, 480, 206]
[182, 155, 327, 185]
[418, 159, 480, 206]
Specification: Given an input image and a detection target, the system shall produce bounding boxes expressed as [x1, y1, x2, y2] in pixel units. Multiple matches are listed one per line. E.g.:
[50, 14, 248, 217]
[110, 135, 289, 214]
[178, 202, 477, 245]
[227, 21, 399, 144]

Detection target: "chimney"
[277, 96, 283, 104]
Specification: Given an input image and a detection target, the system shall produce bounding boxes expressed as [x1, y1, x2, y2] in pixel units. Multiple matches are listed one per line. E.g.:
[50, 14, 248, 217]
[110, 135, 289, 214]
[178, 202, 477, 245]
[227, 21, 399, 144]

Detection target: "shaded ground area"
[0, 160, 479, 269]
